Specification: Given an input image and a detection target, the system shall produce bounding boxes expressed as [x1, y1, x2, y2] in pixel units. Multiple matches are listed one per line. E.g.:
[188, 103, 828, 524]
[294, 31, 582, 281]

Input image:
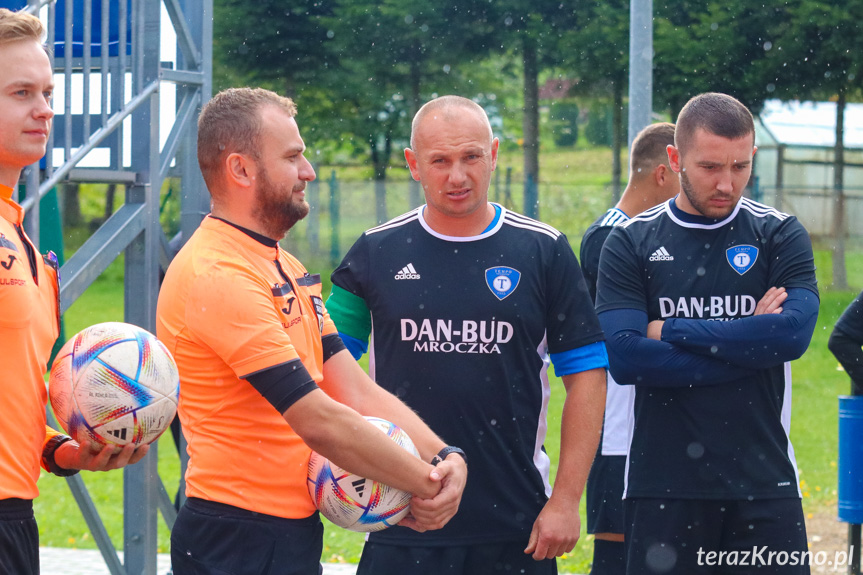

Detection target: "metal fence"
[755, 185, 863, 244]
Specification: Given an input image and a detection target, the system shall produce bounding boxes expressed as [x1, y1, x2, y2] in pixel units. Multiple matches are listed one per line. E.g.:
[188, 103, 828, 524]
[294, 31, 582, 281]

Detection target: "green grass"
[33, 147, 862, 573]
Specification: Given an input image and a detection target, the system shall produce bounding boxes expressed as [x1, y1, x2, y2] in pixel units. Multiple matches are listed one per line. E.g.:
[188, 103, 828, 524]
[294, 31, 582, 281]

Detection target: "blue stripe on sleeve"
[550, 341, 609, 377]
[339, 332, 369, 361]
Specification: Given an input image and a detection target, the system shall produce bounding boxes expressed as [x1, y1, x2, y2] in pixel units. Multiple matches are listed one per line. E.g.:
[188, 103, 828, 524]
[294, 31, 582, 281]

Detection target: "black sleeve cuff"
[322, 333, 347, 361]
[42, 434, 80, 477]
[245, 360, 320, 413]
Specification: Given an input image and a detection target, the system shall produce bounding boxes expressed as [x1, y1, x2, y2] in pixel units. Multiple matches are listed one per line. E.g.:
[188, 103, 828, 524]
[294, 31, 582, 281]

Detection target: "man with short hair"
[0, 8, 148, 574]
[596, 92, 819, 574]
[156, 87, 467, 575]
[579, 122, 679, 574]
[328, 95, 608, 575]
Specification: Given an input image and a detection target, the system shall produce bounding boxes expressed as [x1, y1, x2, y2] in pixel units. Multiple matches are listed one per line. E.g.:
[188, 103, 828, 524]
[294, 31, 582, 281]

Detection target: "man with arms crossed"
[328, 95, 607, 575]
[596, 92, 819, 574]
[0, 9, 148, 574]
[579, 122, 679, 574]
[156, 88, 467, 575]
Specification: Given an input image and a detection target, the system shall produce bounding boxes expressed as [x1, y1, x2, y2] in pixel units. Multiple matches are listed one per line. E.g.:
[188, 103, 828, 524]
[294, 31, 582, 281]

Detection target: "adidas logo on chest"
[649, 246, 674, 262]
[394, 263, 421, 280]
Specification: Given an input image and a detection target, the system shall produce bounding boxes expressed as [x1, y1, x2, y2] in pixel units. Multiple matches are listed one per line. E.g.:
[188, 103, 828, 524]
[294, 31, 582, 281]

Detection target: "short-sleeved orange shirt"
[1, 185, 61, 501]
[156, 216, 339, 518]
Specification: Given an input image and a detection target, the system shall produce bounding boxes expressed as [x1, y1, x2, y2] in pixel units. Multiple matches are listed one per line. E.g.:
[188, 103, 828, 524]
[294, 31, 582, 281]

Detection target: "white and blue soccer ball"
[49, 322, 180, 447]
[307, 416, 418, 532]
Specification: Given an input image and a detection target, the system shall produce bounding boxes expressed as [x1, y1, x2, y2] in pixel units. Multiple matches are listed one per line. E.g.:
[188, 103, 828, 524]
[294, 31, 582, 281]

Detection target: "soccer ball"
[307, 417, 418, 532]
[49, 322, 180, 448]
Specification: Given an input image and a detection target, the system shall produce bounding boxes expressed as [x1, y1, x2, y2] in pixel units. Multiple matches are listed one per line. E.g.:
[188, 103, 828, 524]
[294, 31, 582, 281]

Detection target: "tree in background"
[652, 1, 790, 114]
[489, 0, 579, 218]
[765, 0, 863, 289]
[322, 0, 497, 221]
[549, 101, 579, 148]
[560, 0, 629, 200]
[213, 0, 334, 95]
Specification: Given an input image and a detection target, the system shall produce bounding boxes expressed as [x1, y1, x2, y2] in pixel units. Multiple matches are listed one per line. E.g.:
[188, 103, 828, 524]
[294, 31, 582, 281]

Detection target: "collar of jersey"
[208, 215, 279, 247]
[665, 195, 743, 230]
[204, 215, 280, 257]
[418, 202, 504, 242]
[0, 185, 24, 225]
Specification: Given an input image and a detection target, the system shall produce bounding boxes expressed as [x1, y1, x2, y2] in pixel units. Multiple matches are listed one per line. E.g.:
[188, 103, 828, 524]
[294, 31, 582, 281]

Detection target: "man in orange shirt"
[156, 87, 468, 575]
[0, 8, 148, 575]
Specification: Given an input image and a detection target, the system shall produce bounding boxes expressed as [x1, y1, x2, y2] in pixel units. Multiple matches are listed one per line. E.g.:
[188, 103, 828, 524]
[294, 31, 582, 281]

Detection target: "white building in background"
[754, 99, 863, 241]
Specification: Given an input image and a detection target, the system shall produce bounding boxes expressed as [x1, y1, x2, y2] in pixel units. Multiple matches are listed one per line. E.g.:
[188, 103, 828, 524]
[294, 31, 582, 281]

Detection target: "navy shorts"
[171, 497, 324, 575]
[585, 454, 626, 534]
[357, 541, 558, 575]
[624, 497, 809, 575]
[0, 498, 39, 575]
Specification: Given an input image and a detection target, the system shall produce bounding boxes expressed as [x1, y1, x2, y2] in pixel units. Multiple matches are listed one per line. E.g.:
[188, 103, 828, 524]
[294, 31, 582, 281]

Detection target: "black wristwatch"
[431, 446, 467, 466]
[42, 434, 79, 477]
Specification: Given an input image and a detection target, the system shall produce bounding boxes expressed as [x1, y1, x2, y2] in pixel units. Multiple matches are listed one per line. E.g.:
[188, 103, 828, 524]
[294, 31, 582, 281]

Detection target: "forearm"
[600, 309, 756, 387]
[548, 369, 605, 506]
[661, 288, 819, 368]
[356, 386, 448, 464]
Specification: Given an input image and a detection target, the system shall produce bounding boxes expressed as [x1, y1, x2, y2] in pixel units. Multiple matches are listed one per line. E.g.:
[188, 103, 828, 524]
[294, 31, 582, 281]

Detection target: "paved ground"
[41, 547, 584, 574]
[40, 547, 358, 575]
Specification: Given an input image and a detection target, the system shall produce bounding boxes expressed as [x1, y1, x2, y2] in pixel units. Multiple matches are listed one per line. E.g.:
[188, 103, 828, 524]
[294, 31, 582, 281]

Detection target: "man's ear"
[667, 144, 682, 174]
[225, 152, 254, 188]
[654, 164, 669, 186]
[405, 148, 421, 182]
[490, 138, 499, 171]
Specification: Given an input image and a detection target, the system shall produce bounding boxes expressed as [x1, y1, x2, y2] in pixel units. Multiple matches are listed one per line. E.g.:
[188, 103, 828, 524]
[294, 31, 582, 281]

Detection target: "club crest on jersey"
[485, 267, 520, 300]
[726, 245, 758, 275]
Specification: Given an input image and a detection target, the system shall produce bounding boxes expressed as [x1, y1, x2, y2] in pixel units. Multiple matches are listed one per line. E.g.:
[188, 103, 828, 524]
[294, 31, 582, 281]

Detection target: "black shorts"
[171, 497, 324, 575]
[624, 497, 809, 575]
[585, 454, 626, 534]
[357, 541, 558, 575]
[0, 498, 39, 575]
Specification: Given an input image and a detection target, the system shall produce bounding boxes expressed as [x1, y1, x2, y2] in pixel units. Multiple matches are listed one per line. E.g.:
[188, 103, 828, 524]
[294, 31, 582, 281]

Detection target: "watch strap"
[431, 445, 467, 466]
[42, 434, 80, 477]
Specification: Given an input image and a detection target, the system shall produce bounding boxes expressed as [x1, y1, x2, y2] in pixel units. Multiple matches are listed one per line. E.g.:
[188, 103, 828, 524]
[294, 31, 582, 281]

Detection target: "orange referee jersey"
[156, 215, 339, 519]
[1, 184, 61, 501]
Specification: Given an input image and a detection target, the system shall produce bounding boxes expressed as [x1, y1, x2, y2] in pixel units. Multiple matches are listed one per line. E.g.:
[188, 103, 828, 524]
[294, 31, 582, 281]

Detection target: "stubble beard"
[680, 170, 734, 219]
